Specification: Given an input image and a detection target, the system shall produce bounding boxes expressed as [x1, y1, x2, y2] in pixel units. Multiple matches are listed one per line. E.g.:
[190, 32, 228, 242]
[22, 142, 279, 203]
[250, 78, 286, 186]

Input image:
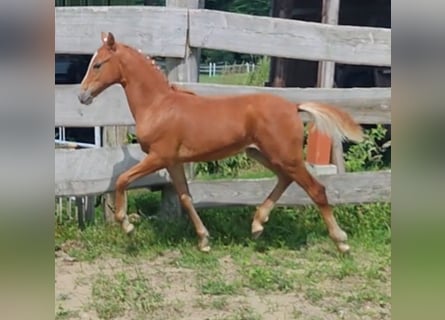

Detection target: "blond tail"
[298, 102, 364, 143]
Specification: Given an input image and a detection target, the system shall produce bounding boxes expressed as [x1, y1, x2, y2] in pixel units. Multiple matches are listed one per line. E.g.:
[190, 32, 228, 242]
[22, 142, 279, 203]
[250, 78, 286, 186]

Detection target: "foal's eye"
[93, 62, 101, 69]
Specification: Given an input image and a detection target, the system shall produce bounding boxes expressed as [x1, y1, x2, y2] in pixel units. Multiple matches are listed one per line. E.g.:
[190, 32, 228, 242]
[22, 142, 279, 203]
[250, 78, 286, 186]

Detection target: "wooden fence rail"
[55, 142, 391, 204]
[55, 6, 390, 66]
[55, 6, 188, 57]
[188, 9, 391, 66]
[55, 84, 391, 127]
[189, 170, 391, 208]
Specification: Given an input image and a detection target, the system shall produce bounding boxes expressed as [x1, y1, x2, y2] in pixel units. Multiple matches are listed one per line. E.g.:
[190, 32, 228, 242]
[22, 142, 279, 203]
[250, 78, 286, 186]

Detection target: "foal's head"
[78, 32, 122, 105]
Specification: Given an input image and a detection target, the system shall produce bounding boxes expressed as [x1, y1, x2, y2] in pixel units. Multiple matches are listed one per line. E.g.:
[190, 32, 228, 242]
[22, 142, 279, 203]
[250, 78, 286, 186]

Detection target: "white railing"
[200, 62, 256, 77]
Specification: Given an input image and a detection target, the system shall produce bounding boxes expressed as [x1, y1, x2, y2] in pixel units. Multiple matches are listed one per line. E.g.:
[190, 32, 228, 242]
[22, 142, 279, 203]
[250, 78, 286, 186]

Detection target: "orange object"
[306, 124, 332, 165]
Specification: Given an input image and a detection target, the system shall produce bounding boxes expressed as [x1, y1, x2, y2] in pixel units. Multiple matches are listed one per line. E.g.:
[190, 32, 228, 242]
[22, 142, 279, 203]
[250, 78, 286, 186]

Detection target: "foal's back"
[166, 91, 298, 125]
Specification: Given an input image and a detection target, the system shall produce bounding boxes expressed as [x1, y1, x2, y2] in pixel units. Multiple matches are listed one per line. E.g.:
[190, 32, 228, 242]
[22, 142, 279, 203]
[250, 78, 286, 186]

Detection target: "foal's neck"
[118, 45, 171, 120]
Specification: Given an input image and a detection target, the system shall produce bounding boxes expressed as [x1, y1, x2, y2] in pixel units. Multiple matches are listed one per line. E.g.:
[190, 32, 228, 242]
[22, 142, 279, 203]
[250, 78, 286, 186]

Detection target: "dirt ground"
[55, 246, 391, 320]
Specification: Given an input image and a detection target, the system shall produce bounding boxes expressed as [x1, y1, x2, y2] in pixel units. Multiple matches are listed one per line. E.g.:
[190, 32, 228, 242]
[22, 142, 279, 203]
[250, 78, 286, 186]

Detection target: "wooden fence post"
[307, 0, 344, 172]
[76, 196, 95, 228]
[160, 0, 203, 217]
[102, 126, 129, 223]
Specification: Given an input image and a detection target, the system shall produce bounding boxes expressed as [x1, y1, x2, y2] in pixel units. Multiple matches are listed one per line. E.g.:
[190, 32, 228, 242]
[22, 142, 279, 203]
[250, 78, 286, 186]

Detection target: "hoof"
[128, 213, 141, 224]
[252, 229, 263, 240]
[199, 245, 211, 253]
[337, 242, 350, 253]
[198, 235, 211, 253]
[122, 220, 135, 234]
[251, 221, 264, 239]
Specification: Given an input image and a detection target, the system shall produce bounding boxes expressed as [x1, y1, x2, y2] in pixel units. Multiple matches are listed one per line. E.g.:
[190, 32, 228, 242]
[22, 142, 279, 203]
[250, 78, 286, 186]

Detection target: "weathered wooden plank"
[56, 143, 390, 204]
[55, 84, 391, 126]
[188, 170, 391, 208]
[55, 144, 170, 196]
[55, 6, 188, 57]
[55, 142, 340, 196]
[56, 84, 134, 126]
[189, 9, 391, 66]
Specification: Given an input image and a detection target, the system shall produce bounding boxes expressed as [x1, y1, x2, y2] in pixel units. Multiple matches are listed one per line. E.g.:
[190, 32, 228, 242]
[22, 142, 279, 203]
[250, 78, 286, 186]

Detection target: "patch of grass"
[258, 249, 302, 269]
[195, 295, 231, 311]
[127, 189, 162, 216]
[56, 201, 390, 263]
[346, 286, 390, 307]
[243, 266, 296, 292]
[55, 306, 79, 320]
[211, 296, 229, 310]
[332, 256, 359, 280]
[200, 73, 250, 85]
[174, 246, 221, 269]
[304, 287, 324, 304]
[199, 278, 241, 295]
[90, 270, 164, 319]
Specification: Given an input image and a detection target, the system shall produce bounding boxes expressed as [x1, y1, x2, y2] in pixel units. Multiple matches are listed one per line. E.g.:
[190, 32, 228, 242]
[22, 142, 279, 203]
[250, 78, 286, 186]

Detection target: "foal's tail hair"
[298, 102, 364, 143]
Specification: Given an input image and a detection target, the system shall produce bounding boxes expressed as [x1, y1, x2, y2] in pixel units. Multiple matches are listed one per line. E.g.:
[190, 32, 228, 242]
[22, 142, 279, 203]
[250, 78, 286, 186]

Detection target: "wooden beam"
[55, 6, 390, 65]
[55, 6, 188, 57]
[188, 170, 391, 207]
[189, 9, 391, 66]
[55, 84, 391, 127]
[55, 145, 170, 197]
[55, 146, 390, 205]
[55, 142, 389, 202]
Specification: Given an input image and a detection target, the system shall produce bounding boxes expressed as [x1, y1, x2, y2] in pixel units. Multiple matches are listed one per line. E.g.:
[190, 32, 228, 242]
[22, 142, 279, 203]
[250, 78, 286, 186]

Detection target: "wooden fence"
[55, 3, 391, 219]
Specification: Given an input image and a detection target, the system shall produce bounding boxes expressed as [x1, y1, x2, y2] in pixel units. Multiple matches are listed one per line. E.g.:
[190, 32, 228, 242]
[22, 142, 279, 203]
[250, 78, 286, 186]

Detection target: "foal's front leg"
[114, 153, 164, 234]
[167, 164, 210, 252]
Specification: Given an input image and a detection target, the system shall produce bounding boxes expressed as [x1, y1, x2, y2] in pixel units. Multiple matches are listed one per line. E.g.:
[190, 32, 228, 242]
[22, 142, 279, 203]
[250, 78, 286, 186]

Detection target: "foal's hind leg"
[283, 163, 349, 253]
[167, 164, 210, 252]
[246, 147, 292, 238]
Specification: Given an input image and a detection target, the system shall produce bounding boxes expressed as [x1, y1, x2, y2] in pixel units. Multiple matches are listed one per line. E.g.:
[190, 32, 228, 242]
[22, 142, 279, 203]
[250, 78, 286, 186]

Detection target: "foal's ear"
[101, 32, 116, 50]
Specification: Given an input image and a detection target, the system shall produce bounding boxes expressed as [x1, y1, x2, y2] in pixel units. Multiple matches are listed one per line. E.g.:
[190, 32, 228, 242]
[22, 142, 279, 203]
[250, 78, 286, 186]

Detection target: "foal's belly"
[178, 140, 249, 162]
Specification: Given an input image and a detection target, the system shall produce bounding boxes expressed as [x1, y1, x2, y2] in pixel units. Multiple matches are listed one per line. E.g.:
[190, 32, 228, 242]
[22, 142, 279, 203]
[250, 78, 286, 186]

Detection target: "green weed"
[90, 270, 164, 319]
[199, 278, 242, 295]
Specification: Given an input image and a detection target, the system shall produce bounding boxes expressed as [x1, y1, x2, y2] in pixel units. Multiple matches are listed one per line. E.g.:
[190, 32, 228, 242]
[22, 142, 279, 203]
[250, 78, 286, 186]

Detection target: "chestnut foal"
[78, 32, 363, 253]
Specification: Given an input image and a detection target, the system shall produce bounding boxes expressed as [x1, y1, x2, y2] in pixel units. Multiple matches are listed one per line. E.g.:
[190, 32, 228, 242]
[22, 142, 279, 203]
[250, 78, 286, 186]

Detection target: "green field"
[200, 73, 251, 85]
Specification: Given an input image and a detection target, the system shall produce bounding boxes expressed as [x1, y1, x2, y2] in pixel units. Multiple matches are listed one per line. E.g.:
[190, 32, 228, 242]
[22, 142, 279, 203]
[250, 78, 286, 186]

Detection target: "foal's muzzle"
[78, 90, 94, 105]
